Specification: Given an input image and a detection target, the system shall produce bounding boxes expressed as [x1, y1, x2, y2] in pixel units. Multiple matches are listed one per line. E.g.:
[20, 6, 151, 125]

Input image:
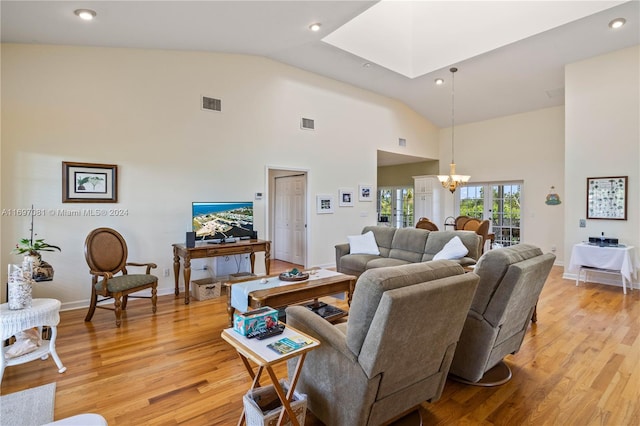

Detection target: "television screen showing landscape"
[192, 202, 254, 240]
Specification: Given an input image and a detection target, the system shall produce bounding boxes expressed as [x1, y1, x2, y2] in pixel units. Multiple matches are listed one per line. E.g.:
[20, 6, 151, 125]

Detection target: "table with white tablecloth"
[568, 243, 639, 294]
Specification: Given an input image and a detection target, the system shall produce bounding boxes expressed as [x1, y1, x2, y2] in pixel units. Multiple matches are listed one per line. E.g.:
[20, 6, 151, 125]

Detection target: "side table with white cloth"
[568, 243, 639, 294]
[1, 298, 67, 384]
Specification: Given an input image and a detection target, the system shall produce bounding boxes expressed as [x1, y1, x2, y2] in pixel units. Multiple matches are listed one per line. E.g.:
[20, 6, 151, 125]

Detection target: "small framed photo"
[316, 194, 334, 214]
[359, 184, 373, 202]
[62, 161, 118, 203]
[586, 176, 627, 220]
[339, 188, 354, 207]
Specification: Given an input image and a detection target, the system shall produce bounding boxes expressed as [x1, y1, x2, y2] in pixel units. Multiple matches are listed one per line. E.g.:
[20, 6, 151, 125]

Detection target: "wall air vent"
[201, 96, 222, 112]
[399, 138, 407, 147]
[301, 118, 315, 130]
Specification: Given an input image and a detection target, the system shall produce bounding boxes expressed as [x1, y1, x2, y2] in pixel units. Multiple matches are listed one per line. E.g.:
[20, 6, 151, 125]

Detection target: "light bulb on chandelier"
[437, 67, 470, 193]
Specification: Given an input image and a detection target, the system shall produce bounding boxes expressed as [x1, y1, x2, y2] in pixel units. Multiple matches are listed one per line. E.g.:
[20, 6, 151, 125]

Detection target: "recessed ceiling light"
[74, 9, 96, 20]
[608, 18, 626, 29]
[309, 23, 321, 32]
[435, 78, 444, 85]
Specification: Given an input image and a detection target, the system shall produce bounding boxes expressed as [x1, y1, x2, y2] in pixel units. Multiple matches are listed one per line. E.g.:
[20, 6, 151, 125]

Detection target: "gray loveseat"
[335, 225, 482, 277]
[286, 260, 480, 425]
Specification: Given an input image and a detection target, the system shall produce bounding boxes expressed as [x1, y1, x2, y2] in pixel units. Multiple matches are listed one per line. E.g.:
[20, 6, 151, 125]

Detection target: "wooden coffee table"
[223, 271, 356, 327]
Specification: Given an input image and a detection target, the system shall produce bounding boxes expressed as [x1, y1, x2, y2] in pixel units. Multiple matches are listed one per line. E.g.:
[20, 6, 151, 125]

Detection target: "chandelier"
[437, 67, 470, 193]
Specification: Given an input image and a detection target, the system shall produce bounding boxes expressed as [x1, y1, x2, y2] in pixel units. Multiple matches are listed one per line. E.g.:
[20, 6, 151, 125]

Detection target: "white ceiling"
[2, 0, 639, 165]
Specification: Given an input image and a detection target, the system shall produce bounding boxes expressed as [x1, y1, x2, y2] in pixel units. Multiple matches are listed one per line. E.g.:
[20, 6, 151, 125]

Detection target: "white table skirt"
[568, 243, 639, 283]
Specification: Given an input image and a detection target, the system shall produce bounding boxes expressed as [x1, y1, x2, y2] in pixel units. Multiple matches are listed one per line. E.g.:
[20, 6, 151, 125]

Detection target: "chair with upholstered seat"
[84, 227, 158, 327]
[415, 217, 439, 231]
[454, 215, 472, 230]
[462, 218, 494, 253]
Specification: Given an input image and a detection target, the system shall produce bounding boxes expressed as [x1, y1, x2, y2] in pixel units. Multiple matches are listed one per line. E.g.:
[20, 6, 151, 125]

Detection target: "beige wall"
[377, 160, 439, 187]
[438, 106, 566, 259]
[564, 45, 640, 282]
[1, 44, 439, 307]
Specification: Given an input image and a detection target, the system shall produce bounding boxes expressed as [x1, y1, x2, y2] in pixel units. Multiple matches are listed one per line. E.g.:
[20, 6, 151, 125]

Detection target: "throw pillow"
[433, 236, 469, 260]
[348, 231, 380, 255]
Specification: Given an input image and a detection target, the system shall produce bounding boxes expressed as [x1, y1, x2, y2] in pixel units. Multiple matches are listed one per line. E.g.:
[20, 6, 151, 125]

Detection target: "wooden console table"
[173, 239, 271, 304]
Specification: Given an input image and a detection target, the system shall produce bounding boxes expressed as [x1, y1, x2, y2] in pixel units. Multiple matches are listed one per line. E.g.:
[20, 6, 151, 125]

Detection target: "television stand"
[172, 239, 271, 304]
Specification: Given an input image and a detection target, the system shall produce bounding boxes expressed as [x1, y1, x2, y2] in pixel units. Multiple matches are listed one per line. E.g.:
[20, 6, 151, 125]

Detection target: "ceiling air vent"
[301, 117, 315, 130]
[201, 96, 222, 112]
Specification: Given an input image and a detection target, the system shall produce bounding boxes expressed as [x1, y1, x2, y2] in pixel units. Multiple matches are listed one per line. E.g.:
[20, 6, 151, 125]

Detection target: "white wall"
[438, 106, 566, 260]
[564, 46, 640, 283]
[1, 44, 439, 307]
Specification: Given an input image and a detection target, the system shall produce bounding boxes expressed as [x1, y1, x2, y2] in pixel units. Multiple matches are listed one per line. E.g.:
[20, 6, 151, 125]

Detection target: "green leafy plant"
[11, 205, 61, 257]
[13, 238, 61, 257]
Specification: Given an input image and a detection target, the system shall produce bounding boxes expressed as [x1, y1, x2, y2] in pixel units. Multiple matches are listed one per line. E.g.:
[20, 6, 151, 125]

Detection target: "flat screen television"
[192, 201, 254, 240]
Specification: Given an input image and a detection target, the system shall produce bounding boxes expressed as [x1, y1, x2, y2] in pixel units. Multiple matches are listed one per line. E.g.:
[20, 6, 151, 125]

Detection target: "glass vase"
[7, 262, 34, 310]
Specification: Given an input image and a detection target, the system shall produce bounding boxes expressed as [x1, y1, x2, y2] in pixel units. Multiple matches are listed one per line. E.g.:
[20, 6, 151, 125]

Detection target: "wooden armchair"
[84, 227, 158, 327]
[462, 219, 494, 253]
[416, 217, 439, 231]
[454, 215, 472, 230]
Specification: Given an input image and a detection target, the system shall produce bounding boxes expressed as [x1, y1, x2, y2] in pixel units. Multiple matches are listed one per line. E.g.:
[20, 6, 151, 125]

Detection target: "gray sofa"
[286, 260, 480, 426]
[335, 225, 482, 277]
[449, 243, 555, 385]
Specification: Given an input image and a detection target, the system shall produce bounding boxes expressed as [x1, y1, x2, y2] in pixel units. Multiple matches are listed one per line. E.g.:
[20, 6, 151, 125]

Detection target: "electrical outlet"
[579, 219, 586, 228]
[551, 246, 556, 252]
[163, 268, 170, 277]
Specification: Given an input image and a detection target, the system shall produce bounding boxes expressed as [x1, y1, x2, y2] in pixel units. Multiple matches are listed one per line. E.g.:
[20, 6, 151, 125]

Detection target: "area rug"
[0, 382, 56, 425]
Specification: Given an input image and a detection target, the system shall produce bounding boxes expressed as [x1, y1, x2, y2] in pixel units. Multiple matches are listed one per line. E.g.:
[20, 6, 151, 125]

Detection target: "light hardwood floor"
[1, 262, 638, 425]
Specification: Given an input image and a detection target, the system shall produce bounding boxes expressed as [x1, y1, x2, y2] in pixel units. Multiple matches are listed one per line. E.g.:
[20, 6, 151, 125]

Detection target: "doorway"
[267, 168, 308, 267]
[378, 186, 414, 228]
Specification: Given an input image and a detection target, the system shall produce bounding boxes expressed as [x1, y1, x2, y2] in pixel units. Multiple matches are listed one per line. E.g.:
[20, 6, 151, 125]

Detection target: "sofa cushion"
[339, 254, 383, 274]
[346, 260, 465, 356]
[388, 228, 430, 263]
[348, 231, 380, 255]
[423, 230, 481, 263]
[364, 257, 411, 270]
[362, 226, 396, 258]
[433, 236, 469, 260]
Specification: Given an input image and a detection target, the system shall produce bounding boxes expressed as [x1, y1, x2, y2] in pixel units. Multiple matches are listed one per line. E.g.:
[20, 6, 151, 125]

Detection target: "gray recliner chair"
[449, 243, 555, 385]
[285, 260, 480, 426]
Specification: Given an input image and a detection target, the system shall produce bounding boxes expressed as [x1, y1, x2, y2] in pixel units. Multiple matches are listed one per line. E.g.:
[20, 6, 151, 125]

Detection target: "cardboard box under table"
[191, 278, 221, 301]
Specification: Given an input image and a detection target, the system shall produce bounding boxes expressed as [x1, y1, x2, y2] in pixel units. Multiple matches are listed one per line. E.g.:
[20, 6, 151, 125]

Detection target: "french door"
[378, 187, 414, 228]
[459, 182, 522, 247]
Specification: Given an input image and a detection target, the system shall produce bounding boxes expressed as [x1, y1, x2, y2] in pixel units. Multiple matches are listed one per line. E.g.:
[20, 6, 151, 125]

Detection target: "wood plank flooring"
[1, 263, 638, 425]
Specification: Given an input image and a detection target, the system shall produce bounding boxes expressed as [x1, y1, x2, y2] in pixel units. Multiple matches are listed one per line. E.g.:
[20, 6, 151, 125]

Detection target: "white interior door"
[274, 174, 306, 265]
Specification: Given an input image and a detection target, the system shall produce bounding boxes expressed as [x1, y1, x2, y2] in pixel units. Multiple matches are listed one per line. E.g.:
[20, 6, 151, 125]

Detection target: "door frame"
[265, 165, 309, 268]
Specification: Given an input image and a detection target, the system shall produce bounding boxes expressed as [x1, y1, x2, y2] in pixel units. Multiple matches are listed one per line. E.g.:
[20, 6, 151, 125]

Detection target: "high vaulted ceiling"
[2, 1, 638, 130]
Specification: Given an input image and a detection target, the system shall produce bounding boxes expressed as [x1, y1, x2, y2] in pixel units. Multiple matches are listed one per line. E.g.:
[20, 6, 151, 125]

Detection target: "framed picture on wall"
[316, 194, 334, 214]
[339, 188, 354, 207]
[586, 176, 627, 220]
[62, 161, 118, 203]
[359, 184, 373, 202]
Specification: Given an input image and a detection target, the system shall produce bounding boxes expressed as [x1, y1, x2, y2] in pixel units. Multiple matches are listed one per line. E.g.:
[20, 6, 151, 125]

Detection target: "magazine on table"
[267, 334, 314, 355]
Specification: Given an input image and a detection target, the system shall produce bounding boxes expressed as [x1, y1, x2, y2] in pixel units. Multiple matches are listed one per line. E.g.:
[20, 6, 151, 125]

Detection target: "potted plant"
[11, 207, 61, 281]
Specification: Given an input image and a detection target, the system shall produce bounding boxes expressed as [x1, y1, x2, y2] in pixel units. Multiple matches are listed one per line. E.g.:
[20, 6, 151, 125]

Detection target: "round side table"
[1, 298, 67, 384]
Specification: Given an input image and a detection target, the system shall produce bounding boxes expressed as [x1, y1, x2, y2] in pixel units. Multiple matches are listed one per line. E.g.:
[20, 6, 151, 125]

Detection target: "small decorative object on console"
[278, 268, 309, 282]
[233, 307, 278, 336]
